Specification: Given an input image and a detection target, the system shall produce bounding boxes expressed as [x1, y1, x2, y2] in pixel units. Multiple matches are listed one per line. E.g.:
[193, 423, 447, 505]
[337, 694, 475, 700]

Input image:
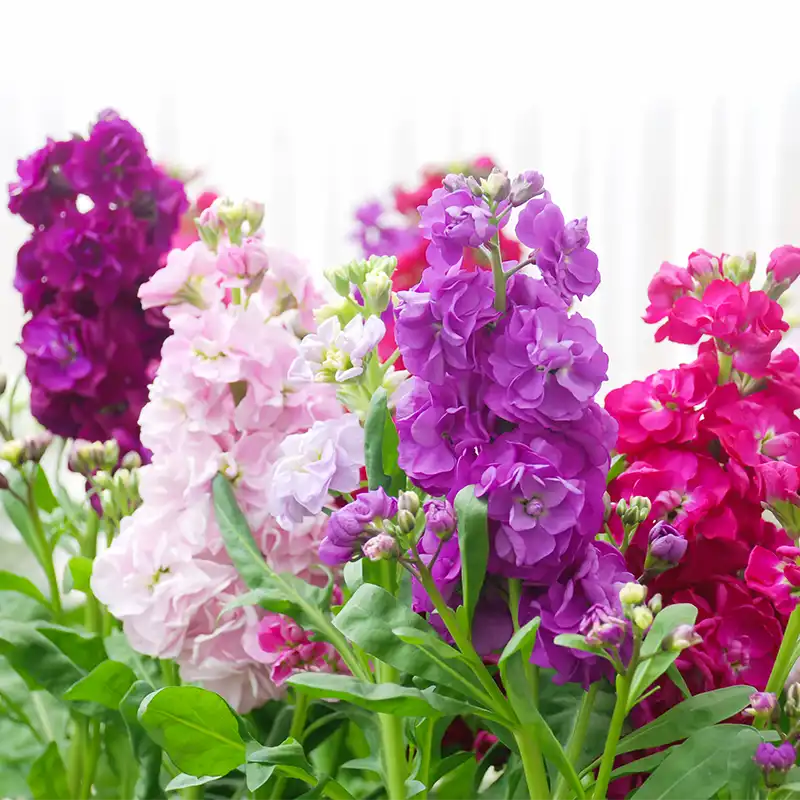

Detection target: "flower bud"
[362, 270, 392, 313]
[632, 606, 654, 630]
[644, 521, 687, 574]
[324, 264, 352, 298]
[362, 533, 398, 562]
[442, 173, 468, 192]
[663, 624, 702, 652]
[314, 298, 359, 327]
[619, 582, 647, 606]
[509, 170, 545, 207]
[196, 220, 220, 252]
[623, 496, 652, 525]
[103, 440, 120, 469]
[579, 604, 627, 648]
[21, 433, 52, 464]
[93, 470, 114, 491]
[216, 197, 246, 232]
[396, 509, 416, 533]
[397, 491, 420, 515]
[0, 473, 9, 491]
[423, 498, 456, 541]
[382, 368, 409, 398]
[481, 168, 511, 202]
[68, 439, 106, 476]
[603, 492, 613, 523]
[647, 593, 663, 614]
[753, 741, 796, 784]
[121, 451, 143, 470]
[0, 374, 7, 397]
[366, 255, 397, 279]
[344, 259, 368, 286]
[786, 683, 800, 717]
[723, 252, 756, 284]
[242, 199, 265, 234]
[1, 440, 25, 467]
[744, 691, 777, 718]
[466, 176, 483, 197]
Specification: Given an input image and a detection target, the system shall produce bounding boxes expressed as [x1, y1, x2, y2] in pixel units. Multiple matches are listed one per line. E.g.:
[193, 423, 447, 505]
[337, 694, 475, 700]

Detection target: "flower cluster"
[392, 168, 631, 686]
[9, 110, 189, 456]
[606, 245, 800, 719]
[92, 200, 346, 711]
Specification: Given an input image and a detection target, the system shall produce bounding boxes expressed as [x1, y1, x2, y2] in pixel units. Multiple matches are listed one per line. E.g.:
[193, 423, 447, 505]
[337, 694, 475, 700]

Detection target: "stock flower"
[580, 603, 627, 647]
[642, 261, 694, 324]
[269, 415, 365, 529]
[767, 245, 800, 284]
[745, 546, 800, 614]
[645, 521, 688, 571]
[395, 267, 499, 385]
[515, 195, 600, 303]
[484, 303, 608, 425]
[139, 241, 221, 312]
[753, 741, 796, 774]
[423, 497, 456, 541]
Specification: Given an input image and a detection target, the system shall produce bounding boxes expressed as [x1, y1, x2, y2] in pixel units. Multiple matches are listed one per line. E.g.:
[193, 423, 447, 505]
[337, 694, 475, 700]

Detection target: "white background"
[1, 1, 800, 390]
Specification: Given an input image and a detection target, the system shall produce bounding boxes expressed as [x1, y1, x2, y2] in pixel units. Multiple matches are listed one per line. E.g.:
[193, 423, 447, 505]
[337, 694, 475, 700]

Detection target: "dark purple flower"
[579, 603, 628, 647]
[396, 376, 494, 497]
[319, 488, 398, 565]
[422, 498, 456, 544]
[395, 266, 499, 385]
[418, 187, 496, 268]
[753, 741, 796, 773]
[484, 300, 608, 425]
[515, 194, 600, 303]
[645, 521, 688, 572]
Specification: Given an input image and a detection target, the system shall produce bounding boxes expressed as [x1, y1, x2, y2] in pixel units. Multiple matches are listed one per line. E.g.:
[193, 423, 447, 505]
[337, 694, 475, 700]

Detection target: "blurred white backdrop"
[1, 1, 800, 391]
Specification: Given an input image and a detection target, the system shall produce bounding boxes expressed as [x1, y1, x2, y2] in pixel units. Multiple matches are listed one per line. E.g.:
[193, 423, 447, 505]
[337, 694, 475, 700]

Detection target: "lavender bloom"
[580, 603, 627, 647]
[753, 741, 796, 774]
[362, 533, 398, 561]
[484, 298, 609, 425]
[418, 187, 496, 268]
[645, 521, 688, 572]
[509, 171, 545, 207]
[745, 691, 777, 718]
[515, 194, 600, 303]
[318, 488, 398, 566]
[395, 267, 499, 385]
[422, 498, 456, 543]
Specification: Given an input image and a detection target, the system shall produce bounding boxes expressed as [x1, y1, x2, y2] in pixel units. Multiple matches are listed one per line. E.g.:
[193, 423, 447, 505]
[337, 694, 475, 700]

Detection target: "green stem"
[620, 523, 638, 555]
[270, 693, 310, 800]
[26, 476, 62, 619]
[81, 513, 102, 633]
[717, 350, 733, 385]
[377, 661, 407, 800]
[554, 684, 599, 800]
[592, 672, 632, 799]
[381, 348, 401, 371]
[80, 718, 101, 800]
[160, 659, 180, 687]
[67, 715, 88, 799]
[417, 717, 434, 797]
[514, 728, 552, 800]
[761, 605, 800, 726]
[489, 237, 507, 312]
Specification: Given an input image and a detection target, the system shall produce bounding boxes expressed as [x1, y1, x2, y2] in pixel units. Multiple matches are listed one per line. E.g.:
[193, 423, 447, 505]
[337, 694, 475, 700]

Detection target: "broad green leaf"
[165, 773, 221, 791]
[36, 624, 106, 673]
[666, 662, 692, 700]
[628, 603, 698, 709]
[288, 673, 481, 718]
[32, 465, 58, 513]
[27, 741, 69, 800]
[364, 387, 391, 491]
[247, 737, 315, 785]
[0, 570, 49, 608]
[553, 633, 603, 657]
[63, 660, 137, 710]
[453, 485, 488, 628]
[432, 752, 474, 784]
[343, 560, 363, 593]
[119, 681, 164, 800]
[1, 483, 43, 564]
[62, 556, 93, 594]
[246, 762, 276, 792]
[630, 725, 771, 800]
[608, 749, 671, 779]
[607, 454, 628, 484]
[434, 755, 477, 799]
[104, 631, 159, 685]
[617, 686, 755, 755]
[333, 583, 483, 696]
[138, 686, 246, 777]
[406, 778, 427, 799]
[498, 617, 540, 666]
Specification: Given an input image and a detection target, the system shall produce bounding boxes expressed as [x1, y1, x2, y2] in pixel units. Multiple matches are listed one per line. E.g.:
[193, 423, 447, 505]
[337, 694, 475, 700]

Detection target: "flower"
[423, 498, 456, 541]
[753, 741, 796, 775]
[642, 261, 694, 325]
[139, 241, 221, 312]
[362, 533, 398, 561]
[663, 624, 702, 651]
[580, 604, 627, 647]
[767, 245, 800, 284]
[509, 171, 545, 207]
[757, 461, 800, 503]
[484, 301, 608, 425]
[318, 489, 398, 565]
[744, 691, 777, 717]
[745, 546, 800, 614]
[419, 187, 497, 268]
[395, 267, 499, 385]
[644, 521, 687, 573]
[269, 415, 365, 529]
[515, 195, 600, 303]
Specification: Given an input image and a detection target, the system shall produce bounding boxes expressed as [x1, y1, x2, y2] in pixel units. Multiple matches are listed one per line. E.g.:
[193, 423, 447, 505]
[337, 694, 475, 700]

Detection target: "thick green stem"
[80, 719, 101, 800]
[554, 684, 599, 800]
[489, 237, 507, 312]
[377, 661, 407, 800]
[417, 717, 434, 797]
[270, 693, 310, 800]
[514, 728, 552, 800]
[717, 350, 733, 385]
[67, 715, 88, 799]
[160, 659, 180, 687]
[760, 605, 800, 728]
[592, 673, 631, 800]
[27, 477, 62, 618]
[81, 513, 102, 633]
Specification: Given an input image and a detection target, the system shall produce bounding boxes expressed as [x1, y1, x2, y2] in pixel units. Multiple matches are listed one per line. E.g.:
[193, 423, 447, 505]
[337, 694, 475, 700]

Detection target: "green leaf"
[628, 603, 698, 709]
[0, 570, 49, 608]
[498, 617, 540, 666]
[553, 633, 602, 657]
[36, 624, 106, 673]
[165, 773, 221, 791]
[288, 673, 481, 718]
[608, 750, 671, 779]
[364, 387, 391, 491]
[247, 737, 315, 786]
[617, 685, 755, 755]
[333, 583, 483, 695]
[607, 454, 628, 484]
[119, 681, 164, 800]
[138, 686, 246, 777]
[27, 741, 70, 800]
[63, 660, 137, 710]
[630, 725, 771, 800]
[453, 485, 488, 628]
[666, 662, 692, 701]
[434, 755, 477, 799]
[32, 465, 58, 514]
[2, 482, 43, 564]
[62, 556, 93, 594]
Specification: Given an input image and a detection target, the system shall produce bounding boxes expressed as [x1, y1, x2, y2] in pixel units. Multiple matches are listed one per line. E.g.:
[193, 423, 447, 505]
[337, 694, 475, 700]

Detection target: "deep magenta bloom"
[395, 266, 499, 385]
[419, 187, 496, 268]
[767, 245, 800, 284]
[515, 194, 600, 303]
[643, 261, 694, 324]
[484, 302, 608, 425]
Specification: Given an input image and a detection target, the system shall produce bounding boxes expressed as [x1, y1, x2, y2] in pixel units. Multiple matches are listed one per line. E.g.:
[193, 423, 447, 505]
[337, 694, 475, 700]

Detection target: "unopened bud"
[0, 374, 7, 397]
[632, 606, 654, 630]
[114, 468, 132, 489]
[442, 173, 468, 193]
[663, 624, 702, 652]
[216, 198, 246, 231]
[603, 492, 613, 523]
[366, 255, 397, 279]
[121, 451, 143, 470]
[396, 509, 416, 533]
[466, 176, 483, 197]
[645, 521, 687, 574]
[314, 298, 359, 326]
[619, 582, 647, 606]
[619, 496, 651, 526]
[195, 220, 220, 252]
[93, 470, 113, 491]
[324, 265, 352, 298]
[481, 168, 511, 202]
[744, 691, 777, 718]
[68, 439, 105, 476]
[362, 533, 397, 562]
[362, 270, 392, 313]
[723, 252, 757, 284]
[103, 440, 120, 469]
[0, 473, 8, 491]
[423, 498, 456, 540]
[509, 170, 545, 207]
[242, 200, 265, 234]
[22, 433, 52, 464]
[786, 683, 800, 717]
[1, 440, 25, 467]
[397, 491, 420, 515]
[648, 593, 663, 614]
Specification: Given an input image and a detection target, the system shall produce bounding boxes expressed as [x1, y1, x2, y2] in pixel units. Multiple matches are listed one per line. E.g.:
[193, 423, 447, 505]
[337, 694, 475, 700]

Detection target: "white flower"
[289, 314, 385, 384]
[269, 414, 364, 529]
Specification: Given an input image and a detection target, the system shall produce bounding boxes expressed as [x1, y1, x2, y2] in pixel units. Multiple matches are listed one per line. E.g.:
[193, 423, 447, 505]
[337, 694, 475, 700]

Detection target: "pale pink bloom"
[269, 415, 365, 528]
[217, 237, 270, 286]
[256, 247, 324, 333]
